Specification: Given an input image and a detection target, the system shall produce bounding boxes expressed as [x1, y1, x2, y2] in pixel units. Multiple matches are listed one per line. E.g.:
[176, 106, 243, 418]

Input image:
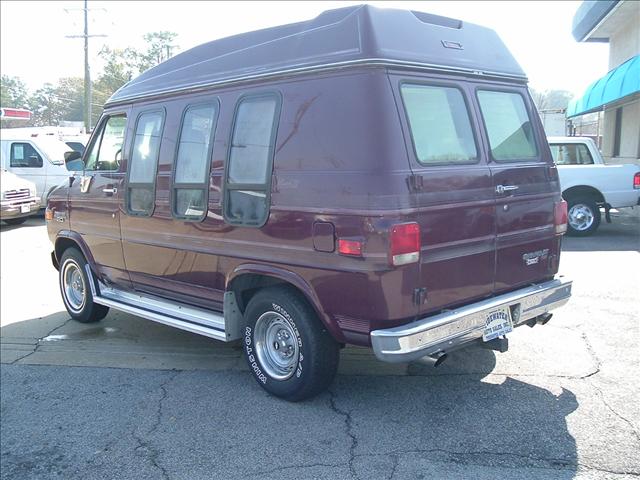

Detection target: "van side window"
[85, 115, 127, 171]
[224, 93, 280, 227]
[400, 84, 477, 165]
[172, 103, 218, 220]
[127, 110, 164, 216]
[10, 143, 43, 168]
[477, 90, 538, 161]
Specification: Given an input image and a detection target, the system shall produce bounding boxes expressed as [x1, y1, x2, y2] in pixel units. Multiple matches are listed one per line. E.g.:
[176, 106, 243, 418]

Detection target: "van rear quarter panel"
[218, 70, 420, 343]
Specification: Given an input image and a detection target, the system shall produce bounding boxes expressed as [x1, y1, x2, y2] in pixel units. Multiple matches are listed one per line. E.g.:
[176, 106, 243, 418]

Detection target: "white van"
[1, 169, 40, 225]
[0, 129, 73, 206]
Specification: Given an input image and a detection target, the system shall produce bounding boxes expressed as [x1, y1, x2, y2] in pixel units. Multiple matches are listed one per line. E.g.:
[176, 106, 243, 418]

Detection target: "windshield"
[35, 137, 73, 163]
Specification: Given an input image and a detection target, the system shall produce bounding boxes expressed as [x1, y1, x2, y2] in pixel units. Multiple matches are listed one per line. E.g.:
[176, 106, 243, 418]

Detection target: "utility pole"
[65, 1, 106, 132]
[84, 1, 91, 132]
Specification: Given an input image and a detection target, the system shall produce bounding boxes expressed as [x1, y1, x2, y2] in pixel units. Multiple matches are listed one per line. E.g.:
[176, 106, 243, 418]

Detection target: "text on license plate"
[20, 204, 30, 213]
[483, 307, 513, 342]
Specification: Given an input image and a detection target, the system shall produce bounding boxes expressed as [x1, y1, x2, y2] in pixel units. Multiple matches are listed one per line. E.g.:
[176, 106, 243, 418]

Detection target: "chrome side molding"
[85, 265, 240, 342]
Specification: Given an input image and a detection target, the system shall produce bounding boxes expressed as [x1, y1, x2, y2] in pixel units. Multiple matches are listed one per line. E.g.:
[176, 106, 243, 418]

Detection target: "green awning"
[567, 55, 639, 118]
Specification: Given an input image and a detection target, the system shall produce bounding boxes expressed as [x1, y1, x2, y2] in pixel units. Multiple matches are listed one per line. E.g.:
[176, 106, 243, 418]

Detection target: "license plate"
[482, 307, 513, 342]
[20, 204, 30, 213]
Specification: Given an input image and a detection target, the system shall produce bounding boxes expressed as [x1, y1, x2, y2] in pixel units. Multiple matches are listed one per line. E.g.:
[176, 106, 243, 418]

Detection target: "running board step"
[85, 266, 242, 342]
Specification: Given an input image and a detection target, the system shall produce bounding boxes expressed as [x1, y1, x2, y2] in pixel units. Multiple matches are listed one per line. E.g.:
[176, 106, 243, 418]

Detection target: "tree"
[135, 31, 179, 72]
[92, 31, 179, 124]
[25, 78, 84, 127]
[530, 88, 574, 111]
[27, 83, 65, 126]
[0, 75, 30, 109]
[1, 31, 178, 128]
[0, 75, 32, 127]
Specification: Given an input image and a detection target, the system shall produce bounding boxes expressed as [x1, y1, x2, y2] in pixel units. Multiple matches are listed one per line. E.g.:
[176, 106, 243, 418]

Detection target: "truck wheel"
[3, 218, 27, 226]
[242, 287, 339, 401]
[59, 248, 109, 323]
[567, 197, 601, 236]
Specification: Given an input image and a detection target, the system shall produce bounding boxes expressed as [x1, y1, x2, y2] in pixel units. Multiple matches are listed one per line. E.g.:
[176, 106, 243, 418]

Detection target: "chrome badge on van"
[522, 249, 549, 266]
[80, 175, 93, 193]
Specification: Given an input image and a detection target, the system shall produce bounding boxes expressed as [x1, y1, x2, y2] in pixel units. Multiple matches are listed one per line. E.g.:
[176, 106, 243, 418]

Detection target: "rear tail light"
[45, 207, 54, 221]
[554, 200, 568, 235]
[338, 238, 363, 257]
[389, 222, 420, 266]
[633, 172, 640, 189]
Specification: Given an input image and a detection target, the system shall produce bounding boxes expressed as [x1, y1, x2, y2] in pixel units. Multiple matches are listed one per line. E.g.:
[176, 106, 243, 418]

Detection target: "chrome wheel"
[254, 311, 300, 380]
[568, 203, 595, 232]
[62, 260, 86, 312]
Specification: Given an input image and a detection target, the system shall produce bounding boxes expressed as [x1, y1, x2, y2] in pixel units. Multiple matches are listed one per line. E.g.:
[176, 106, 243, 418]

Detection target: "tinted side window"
[549, 143, 594, 165]
[224, 94, 280, 227]
[172, 103, 218, 220]
[85, 115, 127, 171]
[127, 110, 164, 216]
[66, 142, 85, 154]
[10, 143, 43, 168]
[401, 84, 477, 164]
[477, 90, 538, 161]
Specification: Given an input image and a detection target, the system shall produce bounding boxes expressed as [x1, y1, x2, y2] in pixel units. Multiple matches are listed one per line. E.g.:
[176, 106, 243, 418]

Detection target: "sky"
[1, 1, 609, 98]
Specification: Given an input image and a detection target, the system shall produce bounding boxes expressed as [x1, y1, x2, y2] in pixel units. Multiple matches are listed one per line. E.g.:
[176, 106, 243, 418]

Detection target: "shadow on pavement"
[562, 211, 639, 252]
[1, 312, 580, 478]
[0, 215, 46, 231]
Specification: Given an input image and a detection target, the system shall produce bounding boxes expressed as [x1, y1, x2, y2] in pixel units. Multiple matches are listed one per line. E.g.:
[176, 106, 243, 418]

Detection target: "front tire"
[59, 248, 109, 323]
[567, 197, 601, 236]
[243, 287, 340, 401]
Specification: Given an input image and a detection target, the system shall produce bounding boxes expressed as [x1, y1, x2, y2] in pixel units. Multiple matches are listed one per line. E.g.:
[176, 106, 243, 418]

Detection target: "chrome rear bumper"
[370, 277, 572, 363]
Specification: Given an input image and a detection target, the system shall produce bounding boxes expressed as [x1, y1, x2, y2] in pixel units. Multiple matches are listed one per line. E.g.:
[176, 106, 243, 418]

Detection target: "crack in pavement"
[328, 389, 358, 479]
[325, 386, 638, 479]
[246, 446, 639, 478]
[579, 331, 602, 380]
[387, 453, 400, 480]
[9, 318, 73, 365]
[253, 461, 345, 476]
[131, 370, 181, 480]
[591, 382, 640, 444]
[358, 448, 640, 477]
[577, 331, 639, 442]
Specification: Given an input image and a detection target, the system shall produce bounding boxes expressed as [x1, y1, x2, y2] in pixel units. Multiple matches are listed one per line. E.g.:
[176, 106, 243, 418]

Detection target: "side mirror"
[64, 151, 84, 171]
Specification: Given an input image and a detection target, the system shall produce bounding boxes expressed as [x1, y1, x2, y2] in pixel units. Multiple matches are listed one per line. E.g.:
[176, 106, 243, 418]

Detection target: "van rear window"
[224, 93, 280, 227]
[477, 90, 537, 161]
[400, 84, 477, 165]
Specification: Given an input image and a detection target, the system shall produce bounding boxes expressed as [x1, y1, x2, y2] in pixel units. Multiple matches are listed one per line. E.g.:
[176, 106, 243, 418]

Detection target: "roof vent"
[411, 11, 462, 29]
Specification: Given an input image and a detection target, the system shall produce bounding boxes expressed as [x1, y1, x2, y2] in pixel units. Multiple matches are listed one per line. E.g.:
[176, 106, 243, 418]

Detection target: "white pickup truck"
[548, 136, 640, 236]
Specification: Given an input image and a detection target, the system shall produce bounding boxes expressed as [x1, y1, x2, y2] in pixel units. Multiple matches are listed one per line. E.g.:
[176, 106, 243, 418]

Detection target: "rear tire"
[242, 287, 340, 401]
[3, 218, 27, 226]
[567, 197, 600, 236]
[59, 248, 109, 323]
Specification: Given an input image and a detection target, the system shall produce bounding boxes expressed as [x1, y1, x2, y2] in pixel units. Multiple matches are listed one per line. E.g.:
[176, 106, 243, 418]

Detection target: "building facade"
[568, 0, 640, 164]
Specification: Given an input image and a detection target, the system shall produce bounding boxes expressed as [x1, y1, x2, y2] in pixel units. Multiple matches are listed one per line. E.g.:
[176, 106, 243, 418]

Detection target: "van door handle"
[102, 187, 117, 195]
[495, 185, 519, 195]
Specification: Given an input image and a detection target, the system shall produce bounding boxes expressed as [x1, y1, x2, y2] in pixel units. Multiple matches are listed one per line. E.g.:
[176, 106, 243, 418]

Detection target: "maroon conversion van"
[47, 5, 572, 401]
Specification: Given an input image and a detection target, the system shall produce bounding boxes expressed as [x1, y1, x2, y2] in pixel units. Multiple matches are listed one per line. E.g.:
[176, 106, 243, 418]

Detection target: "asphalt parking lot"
[1, 211, 639, 479]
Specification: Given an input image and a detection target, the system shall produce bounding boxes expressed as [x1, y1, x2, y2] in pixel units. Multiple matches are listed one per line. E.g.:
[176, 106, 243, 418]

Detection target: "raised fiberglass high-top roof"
[107, 4, 526, 105]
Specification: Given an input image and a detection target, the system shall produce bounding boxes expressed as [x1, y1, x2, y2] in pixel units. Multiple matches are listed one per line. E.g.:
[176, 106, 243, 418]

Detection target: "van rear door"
[391, 74, 496, 316]
[474, 87, 560, 293]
